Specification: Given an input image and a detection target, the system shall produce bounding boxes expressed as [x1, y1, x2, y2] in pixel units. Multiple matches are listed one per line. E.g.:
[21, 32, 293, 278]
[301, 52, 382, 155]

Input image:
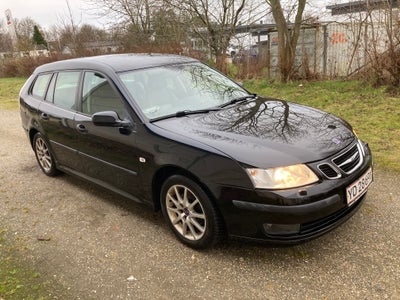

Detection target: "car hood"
[153, 98, 355, 168]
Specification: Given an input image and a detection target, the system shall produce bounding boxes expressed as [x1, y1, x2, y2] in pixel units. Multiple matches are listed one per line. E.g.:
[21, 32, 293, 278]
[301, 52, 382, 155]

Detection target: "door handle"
[40, 113, 49, 120]
[76, 124, 88, 133]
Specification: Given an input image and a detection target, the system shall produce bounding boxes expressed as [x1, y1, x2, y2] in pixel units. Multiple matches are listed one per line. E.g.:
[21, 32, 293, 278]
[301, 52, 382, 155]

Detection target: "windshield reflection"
[119, 62, 248, 119]
[119, 63, 248, 119]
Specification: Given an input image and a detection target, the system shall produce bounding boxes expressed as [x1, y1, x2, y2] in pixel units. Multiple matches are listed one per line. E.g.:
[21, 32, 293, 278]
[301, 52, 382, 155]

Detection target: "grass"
[0, 78, 26, 110]
[244, 79, 400, 173]
[0, 228, 50, 299]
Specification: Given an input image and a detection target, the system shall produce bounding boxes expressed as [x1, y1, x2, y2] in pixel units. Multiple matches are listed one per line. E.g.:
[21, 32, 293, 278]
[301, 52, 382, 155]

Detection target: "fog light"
[263, 223, 300, 235]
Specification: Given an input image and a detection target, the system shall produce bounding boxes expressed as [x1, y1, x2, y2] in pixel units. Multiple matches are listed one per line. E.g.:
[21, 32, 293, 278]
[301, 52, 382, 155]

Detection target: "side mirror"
[92, 111, 130, 128]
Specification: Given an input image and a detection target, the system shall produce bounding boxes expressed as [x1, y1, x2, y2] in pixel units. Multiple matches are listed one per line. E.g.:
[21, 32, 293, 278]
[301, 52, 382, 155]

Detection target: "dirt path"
[1, 110, 399, 299]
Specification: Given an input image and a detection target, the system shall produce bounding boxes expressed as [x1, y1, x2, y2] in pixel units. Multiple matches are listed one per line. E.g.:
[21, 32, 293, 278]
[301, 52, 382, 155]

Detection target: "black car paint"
[152, 98, 356, 169]
[20, 54, 373, 244]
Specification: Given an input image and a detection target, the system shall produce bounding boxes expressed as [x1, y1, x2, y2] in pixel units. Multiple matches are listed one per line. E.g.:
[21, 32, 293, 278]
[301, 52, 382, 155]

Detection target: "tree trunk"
[267, 0, 306, 82]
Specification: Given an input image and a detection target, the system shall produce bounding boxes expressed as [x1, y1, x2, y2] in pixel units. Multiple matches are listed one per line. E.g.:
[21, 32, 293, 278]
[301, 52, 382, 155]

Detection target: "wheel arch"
[151, 165, 219, 212]
[153, 165, 227, 247]
[29, 128, 40, 148]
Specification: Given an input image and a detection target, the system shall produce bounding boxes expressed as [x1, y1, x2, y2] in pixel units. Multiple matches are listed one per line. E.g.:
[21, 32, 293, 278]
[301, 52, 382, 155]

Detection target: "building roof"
[326, 0, 398, 15]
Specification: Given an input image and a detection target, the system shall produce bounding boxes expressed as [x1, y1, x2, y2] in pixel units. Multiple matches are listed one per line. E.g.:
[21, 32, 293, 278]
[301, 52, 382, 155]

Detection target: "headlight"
[246, 164, 319, 189]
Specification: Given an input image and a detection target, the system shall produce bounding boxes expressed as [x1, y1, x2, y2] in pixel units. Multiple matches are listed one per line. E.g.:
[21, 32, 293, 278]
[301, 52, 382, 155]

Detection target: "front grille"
[318, 163, 341, 179]
[332, 143, 362, 174]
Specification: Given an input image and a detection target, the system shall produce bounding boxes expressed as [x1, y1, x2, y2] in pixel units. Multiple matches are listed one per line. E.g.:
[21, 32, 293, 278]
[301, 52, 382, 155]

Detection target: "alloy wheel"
[35, 137, 53, 173]
[165, 184, 206, 241]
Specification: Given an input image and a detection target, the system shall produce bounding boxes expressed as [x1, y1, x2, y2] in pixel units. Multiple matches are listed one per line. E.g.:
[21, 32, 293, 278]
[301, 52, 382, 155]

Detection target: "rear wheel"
[160, 175, 223, 249]
[33, 133, 59, 176]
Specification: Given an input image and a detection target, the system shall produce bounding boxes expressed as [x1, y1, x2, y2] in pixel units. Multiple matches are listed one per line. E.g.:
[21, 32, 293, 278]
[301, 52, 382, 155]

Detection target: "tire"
[160, 175, 224, 249]
[33, 133, 59, 176]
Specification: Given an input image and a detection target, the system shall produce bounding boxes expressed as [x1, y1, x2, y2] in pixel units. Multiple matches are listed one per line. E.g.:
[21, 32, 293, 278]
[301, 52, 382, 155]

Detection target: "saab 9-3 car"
[19, 54, 373, 248]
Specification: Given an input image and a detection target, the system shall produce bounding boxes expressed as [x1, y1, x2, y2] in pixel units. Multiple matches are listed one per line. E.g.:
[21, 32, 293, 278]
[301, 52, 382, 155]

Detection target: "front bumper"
[230, 193, 366, 244]
[217, 141, 373, 244]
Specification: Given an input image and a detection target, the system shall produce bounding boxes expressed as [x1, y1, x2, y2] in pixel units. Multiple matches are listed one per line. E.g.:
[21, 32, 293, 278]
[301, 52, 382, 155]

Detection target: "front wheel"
[33, 133, 59, 176]
[160, 175, 224, 249]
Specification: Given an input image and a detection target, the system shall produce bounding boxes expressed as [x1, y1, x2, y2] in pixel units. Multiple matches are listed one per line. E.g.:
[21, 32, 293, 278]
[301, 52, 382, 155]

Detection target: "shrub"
[0, 54, 72, 78]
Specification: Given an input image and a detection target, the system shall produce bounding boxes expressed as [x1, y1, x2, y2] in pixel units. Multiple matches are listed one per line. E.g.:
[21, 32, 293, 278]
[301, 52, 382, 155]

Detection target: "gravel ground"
[0, 110, 399, 299]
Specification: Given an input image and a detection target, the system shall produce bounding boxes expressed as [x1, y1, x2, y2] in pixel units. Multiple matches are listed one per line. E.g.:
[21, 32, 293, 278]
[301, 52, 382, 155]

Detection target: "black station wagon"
[20, 54, 373, 248]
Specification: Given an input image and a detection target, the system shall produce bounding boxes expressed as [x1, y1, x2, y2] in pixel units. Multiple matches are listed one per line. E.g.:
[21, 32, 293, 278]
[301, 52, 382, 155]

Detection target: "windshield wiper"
[150, 108, 220, 122]
[174, 108, 221, 117]
[219, 94, 257, 108]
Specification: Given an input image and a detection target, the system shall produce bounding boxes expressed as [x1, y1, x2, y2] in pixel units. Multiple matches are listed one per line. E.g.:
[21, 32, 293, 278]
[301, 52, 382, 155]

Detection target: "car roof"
[34, 53, 199, 74]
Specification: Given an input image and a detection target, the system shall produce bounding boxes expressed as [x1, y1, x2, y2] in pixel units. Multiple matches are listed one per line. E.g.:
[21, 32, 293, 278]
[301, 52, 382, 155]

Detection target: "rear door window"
[53, 72, 81, 110]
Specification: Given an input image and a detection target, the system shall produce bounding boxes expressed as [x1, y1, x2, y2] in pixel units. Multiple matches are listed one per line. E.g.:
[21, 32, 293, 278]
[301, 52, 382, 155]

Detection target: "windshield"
[118, 62, 249, 119]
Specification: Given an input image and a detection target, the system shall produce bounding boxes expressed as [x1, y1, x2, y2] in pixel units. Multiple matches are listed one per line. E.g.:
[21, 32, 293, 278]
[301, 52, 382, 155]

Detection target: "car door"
[72, 71, 142, 199]
[38, 71, 81, 170]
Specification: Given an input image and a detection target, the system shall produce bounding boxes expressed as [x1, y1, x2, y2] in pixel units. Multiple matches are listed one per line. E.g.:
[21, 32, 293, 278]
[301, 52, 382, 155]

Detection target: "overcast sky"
[1, 0, 103, 29]
[2, 0, 340, 30]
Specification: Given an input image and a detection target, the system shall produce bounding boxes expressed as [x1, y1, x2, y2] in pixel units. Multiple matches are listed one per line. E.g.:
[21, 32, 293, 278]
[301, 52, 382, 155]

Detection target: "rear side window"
[53, 72, 81, 110]
[31, 74, 52, 99]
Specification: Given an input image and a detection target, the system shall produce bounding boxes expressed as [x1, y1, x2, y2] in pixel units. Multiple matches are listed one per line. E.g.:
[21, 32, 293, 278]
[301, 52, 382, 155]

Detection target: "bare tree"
[169, 0, 250, 70]
[46, 25, 63, 52]
[0, 33, 13, 52]
[152, 8, 188, 45]
[376, 2, 400, 87]
[78, 24, 108, 42]
[0, 21, 14, 52]
[14, 17, 37, 51]
[86, 0, 156, 42]
[54, 0, 83, 54]
[333, 1, 400, 87]
[265, 0, 307, 82]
